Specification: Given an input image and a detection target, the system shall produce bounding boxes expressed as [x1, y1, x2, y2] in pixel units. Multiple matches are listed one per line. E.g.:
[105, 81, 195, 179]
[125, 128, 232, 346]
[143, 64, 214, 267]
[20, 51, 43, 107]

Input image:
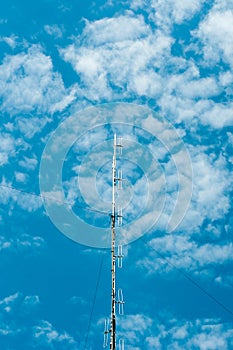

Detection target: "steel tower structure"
[104, 134, 124, 350]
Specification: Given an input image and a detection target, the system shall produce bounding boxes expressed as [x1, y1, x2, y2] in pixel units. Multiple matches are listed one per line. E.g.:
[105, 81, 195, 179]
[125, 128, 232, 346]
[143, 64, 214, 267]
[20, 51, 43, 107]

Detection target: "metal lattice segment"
[117, 289, 125, 316]
[119, 339, 124, 350]
[106, 135, 125, 350]
[110, 134, 117, 350]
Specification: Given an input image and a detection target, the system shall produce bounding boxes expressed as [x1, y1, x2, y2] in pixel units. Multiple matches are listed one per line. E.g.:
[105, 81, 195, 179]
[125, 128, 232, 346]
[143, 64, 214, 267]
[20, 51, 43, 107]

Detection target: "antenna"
[117, 289, 124, 316]
[117, 245, 123, 269]
[104, 134, 125, 350]
[104, 318, 110, 348]
[119, 339, 124, 350]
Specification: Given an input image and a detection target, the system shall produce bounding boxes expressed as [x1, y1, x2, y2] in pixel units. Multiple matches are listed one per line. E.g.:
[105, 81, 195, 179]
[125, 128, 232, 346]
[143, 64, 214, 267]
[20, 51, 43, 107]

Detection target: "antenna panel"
[117, 137, 123, 155]
[117, 207, 123, 226]
[103, 318, 109, 348]
[118, 169, 122, 190]
[118, 289, 124, 315]
[117, 245, 123, 268]
[119, 338, 125, 350]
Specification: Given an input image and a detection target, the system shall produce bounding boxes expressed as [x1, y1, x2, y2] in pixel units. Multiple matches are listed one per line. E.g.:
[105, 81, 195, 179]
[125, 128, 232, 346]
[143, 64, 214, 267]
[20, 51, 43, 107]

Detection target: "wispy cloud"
[44, 24, 63, 39]
[33, 320, 77, 349]
[139, 235, 233, 276]
[146, 317, 233, 350]
[0, 178, 42, 212]
[0, 292, 77, 348]
[0, 233, 45, 253]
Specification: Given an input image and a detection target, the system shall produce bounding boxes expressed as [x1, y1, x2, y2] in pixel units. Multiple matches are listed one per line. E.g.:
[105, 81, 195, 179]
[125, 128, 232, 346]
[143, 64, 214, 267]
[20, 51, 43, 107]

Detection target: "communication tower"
[104, 134, 125, 350]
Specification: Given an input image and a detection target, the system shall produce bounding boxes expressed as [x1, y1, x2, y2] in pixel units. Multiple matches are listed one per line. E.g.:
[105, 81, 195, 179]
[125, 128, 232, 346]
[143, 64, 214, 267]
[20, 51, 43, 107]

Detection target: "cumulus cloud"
[129, 0, 205, 30]
[137, 148, 232, 280]
[187, 150, 231, 227]
[196, 9, 233, 68]
[0, 45, 77, 128]
[60, 14, 171, 101]
[150, 0, 205, 30]
[59, 10, 233, 130]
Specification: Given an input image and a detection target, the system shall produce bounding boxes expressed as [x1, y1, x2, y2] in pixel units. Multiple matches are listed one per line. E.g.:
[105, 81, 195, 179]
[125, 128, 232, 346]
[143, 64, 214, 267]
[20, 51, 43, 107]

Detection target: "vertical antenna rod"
[110, 134, 117, 350]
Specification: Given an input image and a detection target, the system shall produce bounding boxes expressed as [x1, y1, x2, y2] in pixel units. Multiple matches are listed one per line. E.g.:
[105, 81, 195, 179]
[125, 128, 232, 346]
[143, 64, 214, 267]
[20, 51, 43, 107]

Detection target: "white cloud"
[82, 15, 150, 44]
[23, 295, 40, 307]
[130, 0, 205, 30]
[18, 155, 38, 171]
[0, 292, 76, 349]
[0, 292, 20, 313]
[139, 234, 233, 275]
[0, 34, 18, 48]
[201, 102, 233, 128]
[59, 13, 232, 130]
[104, 313, 233, 349]
[60, 14, 172, 101]
[0, 178, 42, 212]
[0, 292, 40, 315]
[196, 9, 233, 68]
[44, 24, 63, 38]
[15, 171, 27, 183]
[155, 148, 230, 235]
[182, 150, 230, 231]
[145, 318, 233, 350]
[137, 148, 232, 278]
[0, 45, 76, 125]
[33, 320, 77, 349]
[0, 233, 45, 253]
[0, 132, 15, 165]
[116, 314, 153, 344]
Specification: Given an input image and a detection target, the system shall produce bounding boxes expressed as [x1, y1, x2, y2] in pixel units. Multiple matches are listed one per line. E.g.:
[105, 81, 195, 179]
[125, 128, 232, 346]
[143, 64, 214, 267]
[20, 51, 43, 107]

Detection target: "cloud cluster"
[117, 313, 233, 350]
[146, 317, 233, 350]
[0, 292, 77, 349]
[0, 233, 45, 253]
[0, 178, 42, 213]
[60, 14, 171, 101]
[196, 8, 233, 69]
[58, 6, 233, 131]
[0, 45, 75, 116]
[180, 149, 231, 232]
[33, 320, 77, 349]
[139, 234, 233, 277]
[0, 132, 15, 165]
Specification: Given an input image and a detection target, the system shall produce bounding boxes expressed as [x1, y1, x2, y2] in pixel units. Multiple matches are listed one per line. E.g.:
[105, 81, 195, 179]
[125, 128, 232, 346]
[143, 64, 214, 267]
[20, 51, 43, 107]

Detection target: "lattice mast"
[110, 134, 117, 350]
[104, 134, 124, 350]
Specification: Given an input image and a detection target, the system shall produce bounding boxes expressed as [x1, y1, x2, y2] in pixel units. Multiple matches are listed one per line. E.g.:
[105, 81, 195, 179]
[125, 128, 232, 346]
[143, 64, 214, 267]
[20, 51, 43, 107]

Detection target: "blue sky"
[0, 0, 233, 349]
